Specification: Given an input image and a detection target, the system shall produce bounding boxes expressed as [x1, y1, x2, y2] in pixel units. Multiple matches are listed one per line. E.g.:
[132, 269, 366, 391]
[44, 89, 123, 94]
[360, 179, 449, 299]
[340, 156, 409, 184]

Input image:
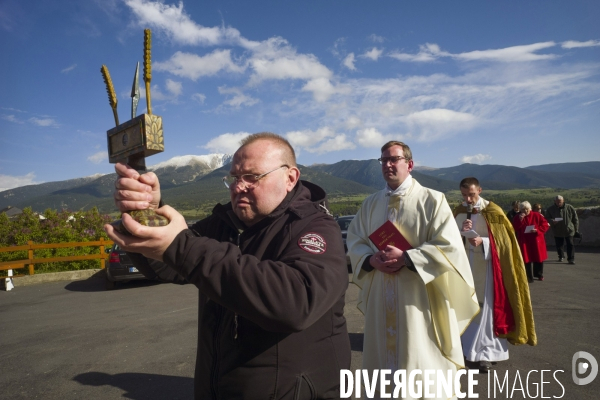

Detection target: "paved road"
[1, 249, 599, 399]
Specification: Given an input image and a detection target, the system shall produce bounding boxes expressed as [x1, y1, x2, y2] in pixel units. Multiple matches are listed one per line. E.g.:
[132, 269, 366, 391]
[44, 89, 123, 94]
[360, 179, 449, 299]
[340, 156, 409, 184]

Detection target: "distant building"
[0, 206, 23, 219]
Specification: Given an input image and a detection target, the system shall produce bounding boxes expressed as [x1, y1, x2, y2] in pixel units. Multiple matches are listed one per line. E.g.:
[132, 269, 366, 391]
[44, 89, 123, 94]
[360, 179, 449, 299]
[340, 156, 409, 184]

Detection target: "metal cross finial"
[131, 62, 140, 119]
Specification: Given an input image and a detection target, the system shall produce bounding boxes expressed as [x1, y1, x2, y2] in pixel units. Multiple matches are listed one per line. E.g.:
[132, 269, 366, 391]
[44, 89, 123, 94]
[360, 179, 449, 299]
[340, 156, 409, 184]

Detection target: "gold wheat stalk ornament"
[100, 65, 119, 126]
[143, 29, 152, 115]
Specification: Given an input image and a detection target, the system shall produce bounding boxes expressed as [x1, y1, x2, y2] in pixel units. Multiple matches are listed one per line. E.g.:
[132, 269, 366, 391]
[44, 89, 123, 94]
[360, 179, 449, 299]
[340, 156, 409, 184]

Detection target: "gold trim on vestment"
[454, 201, 537, 346]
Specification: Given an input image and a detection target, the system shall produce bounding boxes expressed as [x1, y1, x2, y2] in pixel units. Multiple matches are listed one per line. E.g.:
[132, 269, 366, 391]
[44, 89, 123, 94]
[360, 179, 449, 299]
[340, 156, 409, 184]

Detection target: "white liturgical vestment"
[347, 177, 479, 399]
[455, 198, 509, 362]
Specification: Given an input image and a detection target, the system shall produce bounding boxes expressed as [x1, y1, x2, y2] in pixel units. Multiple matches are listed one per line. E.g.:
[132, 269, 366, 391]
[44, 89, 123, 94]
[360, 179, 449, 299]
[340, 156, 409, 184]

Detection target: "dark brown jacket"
[131, 181, 350, 399]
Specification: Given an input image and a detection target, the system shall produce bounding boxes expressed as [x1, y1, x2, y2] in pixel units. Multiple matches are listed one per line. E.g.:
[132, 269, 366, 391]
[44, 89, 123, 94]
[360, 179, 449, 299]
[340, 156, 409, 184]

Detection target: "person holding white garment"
[454, 177, 537, 374]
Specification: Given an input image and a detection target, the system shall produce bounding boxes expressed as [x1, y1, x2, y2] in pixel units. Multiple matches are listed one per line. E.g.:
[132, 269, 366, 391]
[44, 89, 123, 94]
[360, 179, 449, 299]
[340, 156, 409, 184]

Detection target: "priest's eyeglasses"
[378, 156, 407, 165]
[223, 165, 289, 190]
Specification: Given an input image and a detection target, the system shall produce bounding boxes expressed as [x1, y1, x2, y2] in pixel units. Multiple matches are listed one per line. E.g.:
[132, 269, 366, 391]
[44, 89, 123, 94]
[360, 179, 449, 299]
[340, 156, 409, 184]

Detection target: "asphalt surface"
[1, 248, 599, 399]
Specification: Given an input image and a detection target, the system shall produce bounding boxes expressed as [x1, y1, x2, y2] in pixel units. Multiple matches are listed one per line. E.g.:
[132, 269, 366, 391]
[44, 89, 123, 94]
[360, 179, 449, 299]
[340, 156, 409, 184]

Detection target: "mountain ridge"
[1, 156, 599, 213]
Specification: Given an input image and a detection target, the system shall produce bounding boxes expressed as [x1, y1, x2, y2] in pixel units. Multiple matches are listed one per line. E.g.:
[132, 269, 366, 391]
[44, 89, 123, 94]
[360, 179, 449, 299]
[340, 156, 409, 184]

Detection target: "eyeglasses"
[377, 156, 407, 165]
[223, 165, 289, 190]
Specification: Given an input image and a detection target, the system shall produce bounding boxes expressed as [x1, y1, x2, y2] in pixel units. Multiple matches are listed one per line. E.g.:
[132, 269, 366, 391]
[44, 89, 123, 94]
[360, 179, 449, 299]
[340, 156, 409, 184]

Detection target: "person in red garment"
[513, 201, 549, 283]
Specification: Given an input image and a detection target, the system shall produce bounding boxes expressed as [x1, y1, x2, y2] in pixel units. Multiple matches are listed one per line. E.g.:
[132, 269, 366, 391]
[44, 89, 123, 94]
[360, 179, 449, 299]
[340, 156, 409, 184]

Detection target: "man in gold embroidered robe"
[347, 141, 479, 399]
[453, 177, 536, 373]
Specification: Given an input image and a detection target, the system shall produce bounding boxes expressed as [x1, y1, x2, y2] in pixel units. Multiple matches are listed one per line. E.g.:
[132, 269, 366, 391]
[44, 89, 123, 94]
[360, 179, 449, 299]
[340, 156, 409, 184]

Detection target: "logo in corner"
[573, 351, 598, 385]
[298, 233, 327, 254]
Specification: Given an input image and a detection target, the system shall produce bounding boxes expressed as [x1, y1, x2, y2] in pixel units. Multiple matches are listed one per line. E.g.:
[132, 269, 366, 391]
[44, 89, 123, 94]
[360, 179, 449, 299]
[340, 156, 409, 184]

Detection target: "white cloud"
[390, 42, 558, 63]
[561, 40, 600, 49]
[361, 47, 384, 61]
[218, 86, 259, 108]
[460, 154, 492, 164]
[61, 64, 77, 73]
[1, 114, 23, 123]
[345, 116, 362, 130]
[583, 98, 600, 106]
[330, 37, 346, 58]
[127, 1, 339, 102]
[301, 78, 345, 102]
[456, 42, 557, 62]
[342, 53, 356, 71]
[286, 127, 354, 154]
[121, 3, 600, 152]
[165, 79, 182, 96]
[309, 134, 355, 154]
[0, 172, 39, 191]
[404, 109, 477, 142]
[286, 127, 336, 148]
[145, 84, 169, 101]
[368, 34, 385, 43]
[29, 117, 58, 127]
[355, 128, 396, 148]
[284, 127, 356, 154]
[154, 50, 245, 81]
[249, 41, 332, 83]
[87, 151, 107, 164]
[246, 38, 337, 102]
[0, 107, 26, 113]
[203, 132, 251, 154]
[192, 93, 206, 104]
[124, 0, 252, 47]
[389, 43, 447, 63]
[321, 58, 597, 148]
[138, 80, 181, 102]
[389, 52, 436, 63]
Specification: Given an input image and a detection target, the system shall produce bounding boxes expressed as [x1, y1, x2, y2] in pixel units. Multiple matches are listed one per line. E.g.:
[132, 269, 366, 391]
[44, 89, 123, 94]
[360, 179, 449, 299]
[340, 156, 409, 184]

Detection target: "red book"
[368, 220, 413, 251]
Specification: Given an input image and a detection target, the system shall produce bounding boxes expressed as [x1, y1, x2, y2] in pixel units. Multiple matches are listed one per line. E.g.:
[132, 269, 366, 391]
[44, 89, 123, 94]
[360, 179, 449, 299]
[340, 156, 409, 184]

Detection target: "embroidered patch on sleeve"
[298, 233, 327, 254]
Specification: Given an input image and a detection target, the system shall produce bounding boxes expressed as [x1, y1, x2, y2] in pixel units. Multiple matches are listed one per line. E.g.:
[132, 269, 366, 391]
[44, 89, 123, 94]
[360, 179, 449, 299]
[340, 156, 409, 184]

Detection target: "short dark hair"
[459, 177, 480, 189]
[381, 141, 412, 161]
[239, 132, 297, 167]
[511, 200, 520, 207]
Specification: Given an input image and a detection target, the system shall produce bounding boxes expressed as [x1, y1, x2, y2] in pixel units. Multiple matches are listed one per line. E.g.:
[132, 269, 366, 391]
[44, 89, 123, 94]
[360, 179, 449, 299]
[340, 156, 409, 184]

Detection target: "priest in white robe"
[454, 177, 536, 373]
[347, 141, 479, 400]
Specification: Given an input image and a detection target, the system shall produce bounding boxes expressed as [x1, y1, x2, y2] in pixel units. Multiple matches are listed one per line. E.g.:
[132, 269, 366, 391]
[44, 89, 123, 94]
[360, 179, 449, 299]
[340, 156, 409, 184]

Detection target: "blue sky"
[1, 0, 599, 191]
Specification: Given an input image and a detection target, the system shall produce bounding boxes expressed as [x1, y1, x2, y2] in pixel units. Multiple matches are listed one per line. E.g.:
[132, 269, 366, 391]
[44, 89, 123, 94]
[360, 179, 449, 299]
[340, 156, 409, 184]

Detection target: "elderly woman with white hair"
[513, 201, 549, 283]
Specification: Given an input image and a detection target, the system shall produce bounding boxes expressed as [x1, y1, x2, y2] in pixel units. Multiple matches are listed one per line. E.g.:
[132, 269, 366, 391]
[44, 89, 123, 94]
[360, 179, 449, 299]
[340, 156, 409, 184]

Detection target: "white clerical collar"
[386, 174, 412, 196]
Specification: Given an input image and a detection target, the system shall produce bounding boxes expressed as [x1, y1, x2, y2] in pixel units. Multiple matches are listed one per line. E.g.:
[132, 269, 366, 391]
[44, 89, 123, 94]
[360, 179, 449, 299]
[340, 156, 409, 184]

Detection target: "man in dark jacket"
[545, 195, 579, 264]
[506, 200, 520, 223]
[105, 133, 351, 399]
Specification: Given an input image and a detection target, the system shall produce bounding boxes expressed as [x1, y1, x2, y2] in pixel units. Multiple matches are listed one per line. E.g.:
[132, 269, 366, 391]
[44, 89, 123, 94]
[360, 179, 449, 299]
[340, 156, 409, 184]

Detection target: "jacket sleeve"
[161, 215, 349, 333]
[128, 252, 190, 284]
[346, 199, 375, 283]
[535, 213, 549, 235]
[571, 205, 579, 232]
[512, 214, 526, 234]
[125, 219, 207, 284]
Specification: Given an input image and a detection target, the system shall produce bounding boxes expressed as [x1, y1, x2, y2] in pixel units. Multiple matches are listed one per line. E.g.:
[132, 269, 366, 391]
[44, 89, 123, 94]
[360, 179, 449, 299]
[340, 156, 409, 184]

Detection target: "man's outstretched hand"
[104, 206, 188, 261]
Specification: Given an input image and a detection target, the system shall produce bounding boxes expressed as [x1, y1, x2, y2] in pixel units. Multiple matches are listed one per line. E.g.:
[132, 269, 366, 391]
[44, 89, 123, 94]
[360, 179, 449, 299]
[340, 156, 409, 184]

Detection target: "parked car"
[105, 244, 148, 290]
[335, 215, 355, 273]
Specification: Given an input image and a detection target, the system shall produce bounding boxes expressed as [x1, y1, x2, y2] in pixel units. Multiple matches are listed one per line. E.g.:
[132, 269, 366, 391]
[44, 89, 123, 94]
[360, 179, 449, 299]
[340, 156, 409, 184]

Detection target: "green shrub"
[0, 207, 114, 275]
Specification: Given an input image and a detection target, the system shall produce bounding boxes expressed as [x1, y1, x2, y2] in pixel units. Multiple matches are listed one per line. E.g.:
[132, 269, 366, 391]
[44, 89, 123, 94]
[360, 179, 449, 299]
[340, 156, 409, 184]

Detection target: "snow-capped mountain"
[149, 154, 233, 171]
[0, 153, 234, 211]
[149, 154, 233, 186]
